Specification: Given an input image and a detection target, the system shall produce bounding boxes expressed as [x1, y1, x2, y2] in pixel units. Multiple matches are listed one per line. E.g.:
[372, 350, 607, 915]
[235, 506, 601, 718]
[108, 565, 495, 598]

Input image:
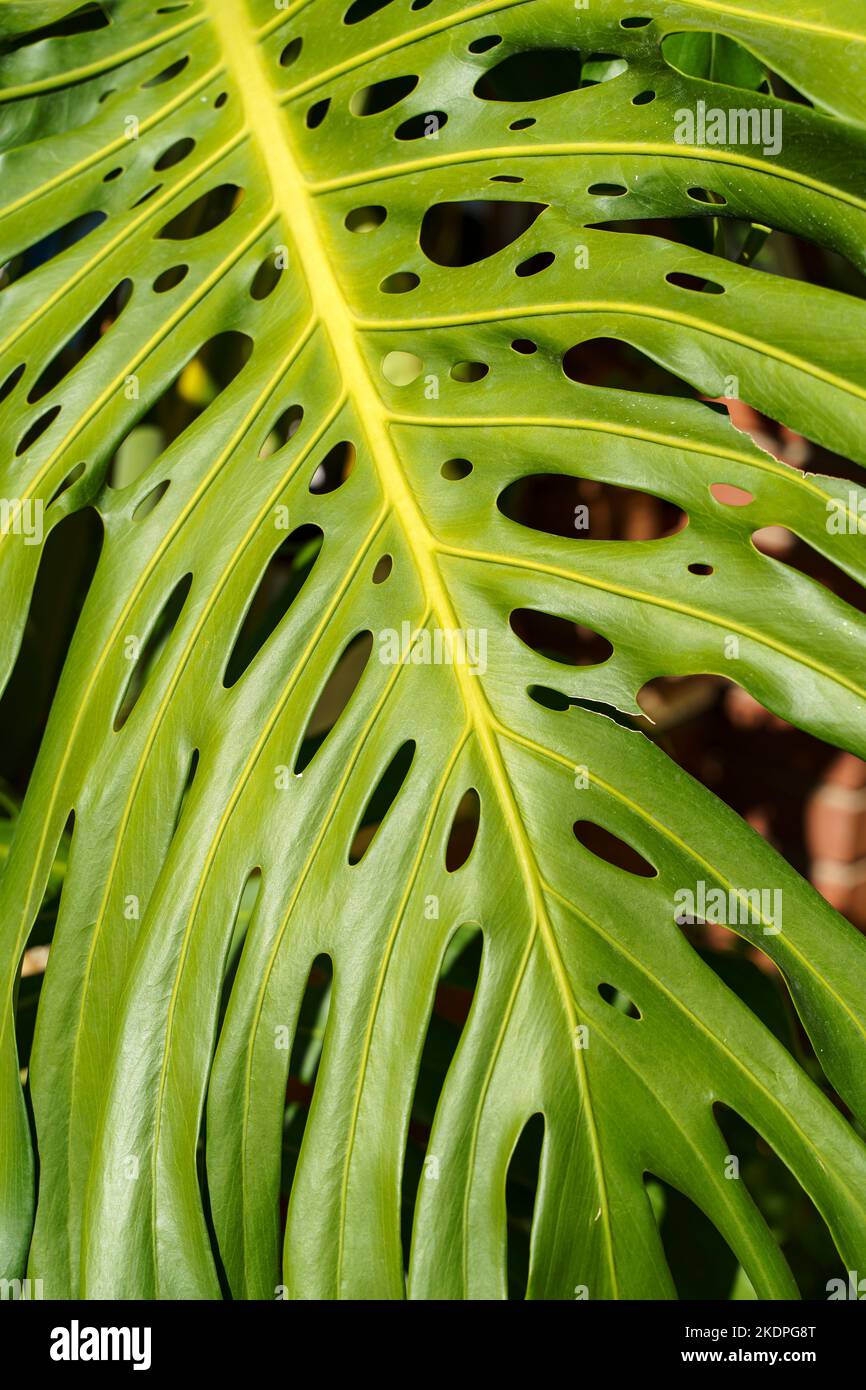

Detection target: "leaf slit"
[113, 571, 193, 731]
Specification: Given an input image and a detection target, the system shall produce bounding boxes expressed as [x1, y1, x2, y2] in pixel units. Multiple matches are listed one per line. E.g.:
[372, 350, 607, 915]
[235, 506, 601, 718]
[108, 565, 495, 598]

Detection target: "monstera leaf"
[1, 0, 865, 1300]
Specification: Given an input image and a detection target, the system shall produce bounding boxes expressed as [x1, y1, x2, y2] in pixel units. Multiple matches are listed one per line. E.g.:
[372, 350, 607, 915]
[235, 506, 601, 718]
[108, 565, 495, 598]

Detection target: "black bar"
[4, 1294, 862, 1374]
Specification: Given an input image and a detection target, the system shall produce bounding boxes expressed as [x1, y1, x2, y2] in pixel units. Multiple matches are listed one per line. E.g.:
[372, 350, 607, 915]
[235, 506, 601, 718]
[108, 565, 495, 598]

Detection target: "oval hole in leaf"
[259, 404, 303, 459]
[344, 0, 395, 23]
[420, 200, 546, 267]
[395, 110, 447, 140]
[573, 820, 657, 877]
[587, 182, 627, 197]
[281, 955, 334, 1206]
[279, 37, 302, 67]
[0, 210, 106, 294]
[132, 480, 170, 521]
[666, 270, 725, 294]
[382, 350, 423, 385]
[348, 740, 416, 864]
[105, 332, 250, 489]
[153, 136, 195, 170]
[710, 482, 753, 506]
[306, 98, 330, 128]
[108, 330, 253, 486]
[527, 684, 570, 712]
[15, 809, 75, 1067]
[222, 524, 323, 687]
[293, 631, 373, 774]
[250, 255, 283, 300]
[510, 609, 613, 666]
[379, 270, 419, 293]
[468, 35, 501, 53]
[582, 51, 628, 84]
[2, 4, 108, 51]
[216, 868, 263, 1027]
[16, 406, 61, 457]
[401, 924, 483, 1272]
[310, 440, 356, 494]
[156, 184, 244, 239]
[441, 457, 472, 480]
[498, 472, 685, 540]
[153, 264, 188, 292]
[372, 554, 392, 583]
[351, 75, 418, 116]
[0, 363, 25, 405]
[28, 278, 132, 404]
[142, 56, 189, 88]
[563, 337, 698, 399]
[506, 1114, 545, 1300]
[445, 788, 480, 871]
[597, 982, 641, 1017]
[47, 461, 86, 508]
[169, 746, 200, 843]
[450, 361, 488, 382]
[130, 185, 161, 210]
[474, 49, 584, 101]
[688, 187, 727, 206]
[114, 572, 192, 730]
[516, 250, 554, 277]
[345, 204, 386, 232]
[108, 424, 163, 492]
[0, 509, 102, 791]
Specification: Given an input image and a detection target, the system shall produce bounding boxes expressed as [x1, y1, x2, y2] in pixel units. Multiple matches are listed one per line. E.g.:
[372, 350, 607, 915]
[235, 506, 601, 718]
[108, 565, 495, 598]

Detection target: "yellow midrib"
[203, 0, 617, 1295]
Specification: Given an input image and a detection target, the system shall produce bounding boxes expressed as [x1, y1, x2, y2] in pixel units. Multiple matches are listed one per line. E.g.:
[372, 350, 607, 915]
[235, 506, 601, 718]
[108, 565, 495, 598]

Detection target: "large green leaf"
[1, 0, 865, 1299]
